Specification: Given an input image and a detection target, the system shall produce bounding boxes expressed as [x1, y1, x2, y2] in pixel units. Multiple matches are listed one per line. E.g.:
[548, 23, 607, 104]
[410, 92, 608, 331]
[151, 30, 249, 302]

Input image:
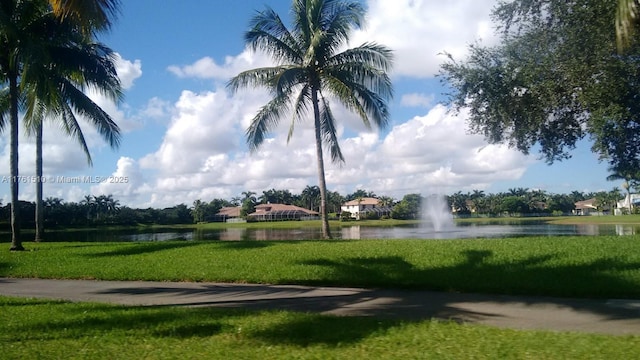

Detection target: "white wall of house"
[340, 198, 380, 220]
[615, 193, 640, 215]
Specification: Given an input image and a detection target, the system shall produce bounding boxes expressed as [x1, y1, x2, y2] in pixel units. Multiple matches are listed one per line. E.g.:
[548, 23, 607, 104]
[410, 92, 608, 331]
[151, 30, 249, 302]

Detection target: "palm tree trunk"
[311, 89, 331, 239]
[9, 73, 23, 251]
[35, 122, 44, 242]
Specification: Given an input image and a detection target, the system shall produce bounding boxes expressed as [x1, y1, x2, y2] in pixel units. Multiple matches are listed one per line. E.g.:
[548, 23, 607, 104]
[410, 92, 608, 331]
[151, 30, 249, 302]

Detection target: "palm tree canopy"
[49, 0, 120, 34]
[0, 0, 122, 165]
[228, 0, 393, 163]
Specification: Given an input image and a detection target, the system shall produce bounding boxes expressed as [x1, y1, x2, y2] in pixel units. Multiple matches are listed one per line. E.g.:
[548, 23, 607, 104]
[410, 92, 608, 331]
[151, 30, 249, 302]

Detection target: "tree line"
[1, 186, 628, 232]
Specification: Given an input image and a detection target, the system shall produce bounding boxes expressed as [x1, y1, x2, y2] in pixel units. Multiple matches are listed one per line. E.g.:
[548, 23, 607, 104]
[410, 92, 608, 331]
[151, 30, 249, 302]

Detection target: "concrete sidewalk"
[1, 277, 639, 335]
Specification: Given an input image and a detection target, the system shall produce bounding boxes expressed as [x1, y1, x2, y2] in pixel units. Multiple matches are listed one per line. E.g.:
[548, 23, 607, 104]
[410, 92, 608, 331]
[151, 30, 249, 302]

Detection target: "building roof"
[250, 203, 319, 216]
[342, 197, 380, 206]
[217, 206, 241, 218]
[574, 198, 597, 210]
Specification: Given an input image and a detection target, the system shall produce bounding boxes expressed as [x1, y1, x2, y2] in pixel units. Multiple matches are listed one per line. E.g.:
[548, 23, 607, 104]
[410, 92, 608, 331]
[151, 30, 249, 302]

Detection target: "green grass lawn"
[2, 236, 640, 298]
[3, 235, 640, 358]
[2, 296, 639, 360]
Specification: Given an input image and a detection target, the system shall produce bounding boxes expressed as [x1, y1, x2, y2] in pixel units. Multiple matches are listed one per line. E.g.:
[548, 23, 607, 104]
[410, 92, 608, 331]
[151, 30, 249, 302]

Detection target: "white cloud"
[92, 157, 148, 202]
[139, 89, 256, 174]
[401, 93, 435, 108]
[167, 50, 272, 81]
[351, 0, 497, 78]
[115, 54, 142, 90]
[122, 99, 532, 208]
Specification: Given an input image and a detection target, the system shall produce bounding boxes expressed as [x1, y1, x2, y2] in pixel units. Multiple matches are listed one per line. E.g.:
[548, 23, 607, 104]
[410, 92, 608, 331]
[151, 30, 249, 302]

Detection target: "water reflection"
[4, 223, 638, 243]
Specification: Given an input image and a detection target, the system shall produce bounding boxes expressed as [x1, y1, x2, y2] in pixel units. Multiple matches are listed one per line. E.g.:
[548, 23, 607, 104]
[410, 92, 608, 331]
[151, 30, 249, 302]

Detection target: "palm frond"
[56, 100, 92, 165]
[246, 93, 291, 151]
[288, 83, 311, 142]
[327, 43, 394, 73]
[318, 94, 344, 163]
[0, 87, 10, 132]
[315, 0, 365, 57]
[50, 0, 121, 34]
[227, 66, 287, 93]
[59, 78, 120, 149]
[246, 7, 303, 64]
[325, 62, 393, 99]
[322, 71, 391, 130]
[270, 66, 307, 95]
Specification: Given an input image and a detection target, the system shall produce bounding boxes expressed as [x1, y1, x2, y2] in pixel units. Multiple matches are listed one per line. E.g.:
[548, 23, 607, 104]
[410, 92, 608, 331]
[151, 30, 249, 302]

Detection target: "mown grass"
[1, 296, 639, 360]
[2, 236, 640, 298]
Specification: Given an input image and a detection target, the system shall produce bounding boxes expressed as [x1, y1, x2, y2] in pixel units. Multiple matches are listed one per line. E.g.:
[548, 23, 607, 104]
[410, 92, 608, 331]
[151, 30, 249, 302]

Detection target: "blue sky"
[0, 0, 615, 208]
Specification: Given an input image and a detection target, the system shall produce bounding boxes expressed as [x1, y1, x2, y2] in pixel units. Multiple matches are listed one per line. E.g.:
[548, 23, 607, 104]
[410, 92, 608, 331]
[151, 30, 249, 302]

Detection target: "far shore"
[2, 214, 640, 235]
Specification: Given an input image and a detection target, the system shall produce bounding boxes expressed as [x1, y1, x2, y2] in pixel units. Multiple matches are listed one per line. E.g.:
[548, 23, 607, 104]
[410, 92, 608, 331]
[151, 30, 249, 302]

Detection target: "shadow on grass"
[3, 299, 400, 345]
[213, 240, 273, 250]
[247, 313, 399, 346]
[84, 241, 204, 257]
[294, 250, 640, 299]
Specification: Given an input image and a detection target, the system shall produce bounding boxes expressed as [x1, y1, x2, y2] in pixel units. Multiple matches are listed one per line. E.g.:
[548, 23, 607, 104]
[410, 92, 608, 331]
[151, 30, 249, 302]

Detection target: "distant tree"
[448, 191, 469, 215]
[346, 189, 377, 201]
[241, 197, 256, 219]
[547, 194, 576, 214]
[301, 185, 321, 211]
[500, 196, 530, 215]
[191, 200, 206, 223]
[391, 193, 421, 220]
[327, 190, 344, 214]
[230, 196, 242, 206]
[606, 165, 640, 214]
[377, 195, 395, 208]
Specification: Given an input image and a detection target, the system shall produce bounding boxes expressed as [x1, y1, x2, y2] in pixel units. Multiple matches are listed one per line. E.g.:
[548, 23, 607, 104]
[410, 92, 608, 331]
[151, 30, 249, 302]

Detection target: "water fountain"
[420, 194, 455, 232]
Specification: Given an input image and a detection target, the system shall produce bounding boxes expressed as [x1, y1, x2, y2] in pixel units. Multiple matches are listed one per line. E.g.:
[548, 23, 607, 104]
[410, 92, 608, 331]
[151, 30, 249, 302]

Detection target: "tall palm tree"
[228, 0, 393, 238]
[0, 0, 52, 250]
[24, 18, 121, 241]
[0, 0, 121, 248]
[36, 0, 120, 241]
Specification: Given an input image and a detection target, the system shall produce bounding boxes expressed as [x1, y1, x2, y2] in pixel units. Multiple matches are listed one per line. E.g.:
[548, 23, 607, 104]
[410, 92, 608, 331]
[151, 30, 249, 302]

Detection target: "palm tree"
[228, 0, 393, 238]
[0, 0, 65, 250]
[616, 0, 639, 51]
[4, 0, 120, 244]
[301, 185, 321, 211]
[606, 166, 640, 214]
[25, 17, 121, 241]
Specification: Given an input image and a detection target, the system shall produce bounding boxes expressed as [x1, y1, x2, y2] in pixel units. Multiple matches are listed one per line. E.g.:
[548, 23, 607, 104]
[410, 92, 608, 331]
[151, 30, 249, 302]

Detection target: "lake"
[6, 222, 640, 242]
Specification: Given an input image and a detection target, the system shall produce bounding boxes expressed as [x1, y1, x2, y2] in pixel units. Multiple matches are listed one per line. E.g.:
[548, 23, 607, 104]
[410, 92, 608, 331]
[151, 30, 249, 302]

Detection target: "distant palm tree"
[606, 166, 640, 214]
[228, 0, 393, 238]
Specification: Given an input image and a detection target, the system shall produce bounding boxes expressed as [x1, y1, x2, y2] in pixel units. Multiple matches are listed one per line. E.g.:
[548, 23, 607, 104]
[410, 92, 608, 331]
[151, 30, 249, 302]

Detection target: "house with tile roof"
[247, 203, 319, 221]
[341, 197, 392, 220]
[573, 198, 609, 215]
[212, 206, 243, 222]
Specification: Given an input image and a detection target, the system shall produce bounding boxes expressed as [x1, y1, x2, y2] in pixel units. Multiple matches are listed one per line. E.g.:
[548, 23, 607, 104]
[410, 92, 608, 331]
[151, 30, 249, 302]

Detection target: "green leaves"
[441, 0, 640, 169]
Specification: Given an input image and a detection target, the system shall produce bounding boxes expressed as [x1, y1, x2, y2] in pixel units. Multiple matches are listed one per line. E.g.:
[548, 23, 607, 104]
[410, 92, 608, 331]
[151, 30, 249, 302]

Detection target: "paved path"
[1, 277, 639, 335]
